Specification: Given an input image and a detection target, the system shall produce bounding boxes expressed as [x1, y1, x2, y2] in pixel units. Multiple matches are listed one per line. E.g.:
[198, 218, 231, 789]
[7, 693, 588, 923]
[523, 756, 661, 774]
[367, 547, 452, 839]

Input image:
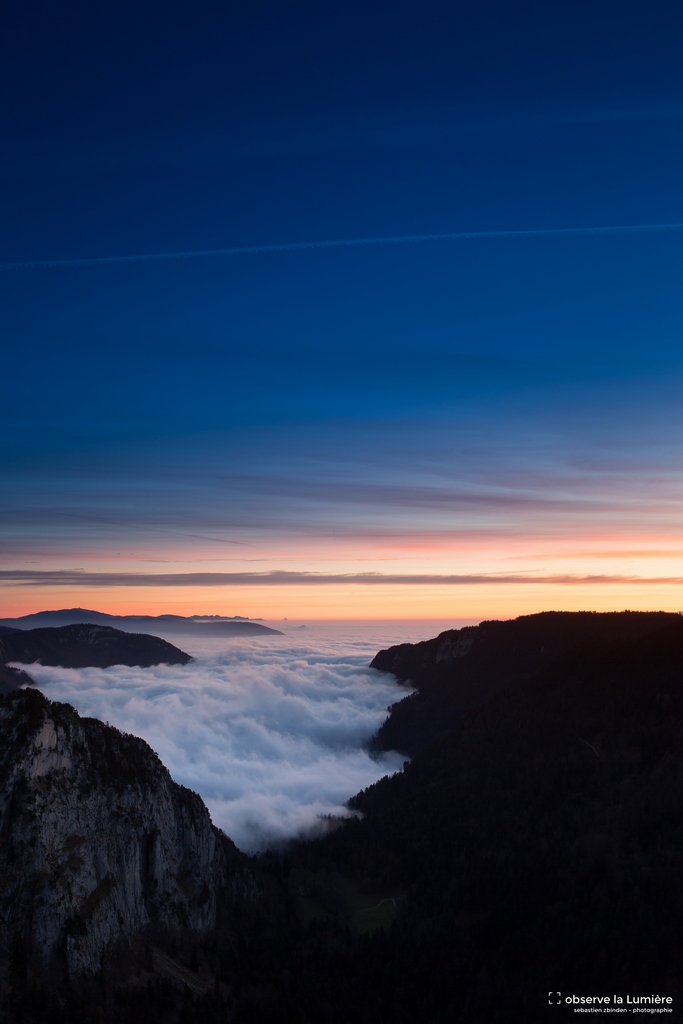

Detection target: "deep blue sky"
[3, 0, 683, 618]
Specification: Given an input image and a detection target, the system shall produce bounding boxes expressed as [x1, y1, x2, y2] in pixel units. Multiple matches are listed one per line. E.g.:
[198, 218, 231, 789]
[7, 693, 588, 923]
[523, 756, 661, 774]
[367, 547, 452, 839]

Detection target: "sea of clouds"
[16, 623, 458, 851]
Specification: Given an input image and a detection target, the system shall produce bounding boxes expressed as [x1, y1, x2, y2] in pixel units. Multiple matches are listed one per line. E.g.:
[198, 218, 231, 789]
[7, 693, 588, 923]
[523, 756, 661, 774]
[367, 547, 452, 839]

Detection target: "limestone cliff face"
[0, 688, 252, 978]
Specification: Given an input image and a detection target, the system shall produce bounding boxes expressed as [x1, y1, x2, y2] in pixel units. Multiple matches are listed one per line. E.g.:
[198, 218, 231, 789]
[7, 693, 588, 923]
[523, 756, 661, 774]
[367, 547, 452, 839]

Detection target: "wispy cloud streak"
[4, 569, 683, 587]
[2, 222, 683, 271]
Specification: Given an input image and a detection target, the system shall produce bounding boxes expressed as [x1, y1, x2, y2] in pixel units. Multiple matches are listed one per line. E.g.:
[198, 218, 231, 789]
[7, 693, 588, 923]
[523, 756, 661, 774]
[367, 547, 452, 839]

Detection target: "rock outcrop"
[0, 623, 191, 672]
[0, 665, 34, 696]
[0, 688, 252, 980]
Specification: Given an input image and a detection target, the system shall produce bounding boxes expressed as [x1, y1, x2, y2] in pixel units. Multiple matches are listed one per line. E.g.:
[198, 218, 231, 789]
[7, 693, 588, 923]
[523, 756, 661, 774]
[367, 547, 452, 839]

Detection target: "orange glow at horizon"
[2, 580, 683, 622]
[5, 515, 683, 621]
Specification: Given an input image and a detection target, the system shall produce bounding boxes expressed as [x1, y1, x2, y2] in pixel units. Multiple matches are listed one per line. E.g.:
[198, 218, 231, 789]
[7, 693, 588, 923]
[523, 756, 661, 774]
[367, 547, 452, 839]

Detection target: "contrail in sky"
[2, 221, 683, 270]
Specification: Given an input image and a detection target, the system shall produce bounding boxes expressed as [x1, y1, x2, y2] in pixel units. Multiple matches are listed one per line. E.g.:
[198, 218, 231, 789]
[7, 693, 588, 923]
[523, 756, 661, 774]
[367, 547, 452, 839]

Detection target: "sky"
[3, 0, 683, 620]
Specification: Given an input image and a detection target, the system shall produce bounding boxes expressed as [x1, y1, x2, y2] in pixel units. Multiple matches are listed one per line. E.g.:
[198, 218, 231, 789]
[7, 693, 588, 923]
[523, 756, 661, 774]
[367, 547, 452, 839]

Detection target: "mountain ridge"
[0, 625, 191, 694]
[0, 609, 283, 638]
[371, 609, 682, 754]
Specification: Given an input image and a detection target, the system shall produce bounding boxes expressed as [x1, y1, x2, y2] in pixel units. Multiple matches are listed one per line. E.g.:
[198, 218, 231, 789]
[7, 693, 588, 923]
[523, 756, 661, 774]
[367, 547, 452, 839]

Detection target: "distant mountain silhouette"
[0, 607, 283, 637]
[0, 624, 191, 693]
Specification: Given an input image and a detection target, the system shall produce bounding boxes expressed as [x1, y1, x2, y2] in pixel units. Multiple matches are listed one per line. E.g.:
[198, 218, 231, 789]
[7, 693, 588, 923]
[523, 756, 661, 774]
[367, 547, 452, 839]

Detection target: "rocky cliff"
[0, 688, 252, 983]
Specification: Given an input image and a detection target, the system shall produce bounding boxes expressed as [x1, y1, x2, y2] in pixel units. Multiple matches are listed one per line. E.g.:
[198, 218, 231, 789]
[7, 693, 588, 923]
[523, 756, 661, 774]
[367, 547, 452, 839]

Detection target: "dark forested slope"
[279, 615, 683, 1022]
[372, 610, 679, 754]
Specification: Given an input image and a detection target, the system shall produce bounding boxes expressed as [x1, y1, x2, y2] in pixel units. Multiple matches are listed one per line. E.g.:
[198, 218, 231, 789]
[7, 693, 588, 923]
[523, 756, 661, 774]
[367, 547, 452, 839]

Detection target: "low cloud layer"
[17, 634, 409, 851]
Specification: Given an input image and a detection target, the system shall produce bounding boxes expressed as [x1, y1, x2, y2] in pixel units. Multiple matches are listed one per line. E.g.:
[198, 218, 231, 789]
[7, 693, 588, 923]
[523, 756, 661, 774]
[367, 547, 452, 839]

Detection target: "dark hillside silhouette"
[372, 610, 680, 754]
[0, 623, 191, 671]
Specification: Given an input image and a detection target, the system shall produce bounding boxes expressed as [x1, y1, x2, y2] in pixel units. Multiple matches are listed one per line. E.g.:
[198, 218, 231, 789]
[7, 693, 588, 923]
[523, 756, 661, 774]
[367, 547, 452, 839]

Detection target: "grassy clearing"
[292, 875, 403, 934]
[341, 880, 402, 935]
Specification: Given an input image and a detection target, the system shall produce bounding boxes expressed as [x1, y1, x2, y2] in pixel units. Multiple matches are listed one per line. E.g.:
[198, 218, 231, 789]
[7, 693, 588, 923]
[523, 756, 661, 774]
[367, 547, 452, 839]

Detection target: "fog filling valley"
[12, 623, 455, 851]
